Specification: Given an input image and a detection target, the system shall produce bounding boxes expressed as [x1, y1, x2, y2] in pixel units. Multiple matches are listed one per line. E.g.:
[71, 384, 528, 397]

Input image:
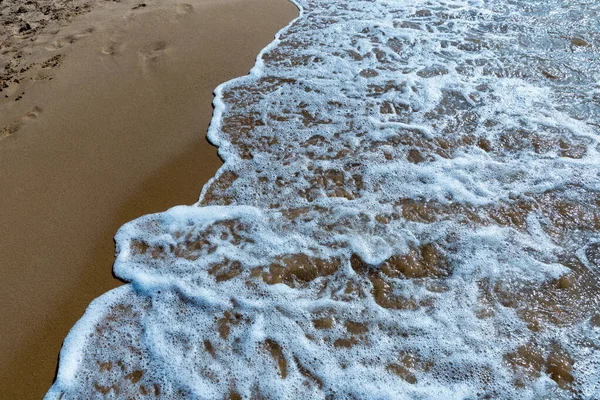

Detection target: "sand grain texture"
[0, 0, 298, 397]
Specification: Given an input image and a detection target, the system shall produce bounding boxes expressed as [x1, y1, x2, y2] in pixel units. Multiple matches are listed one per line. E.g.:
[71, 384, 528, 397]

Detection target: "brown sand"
[0, 0, 297, 397]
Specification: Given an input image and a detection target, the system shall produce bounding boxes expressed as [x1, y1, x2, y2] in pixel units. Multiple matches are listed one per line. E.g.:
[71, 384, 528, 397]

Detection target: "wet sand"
[0, 0, 297, 397]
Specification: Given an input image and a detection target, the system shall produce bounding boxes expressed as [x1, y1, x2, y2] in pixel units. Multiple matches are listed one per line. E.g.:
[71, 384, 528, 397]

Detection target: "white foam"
[47, 0, 600, 398]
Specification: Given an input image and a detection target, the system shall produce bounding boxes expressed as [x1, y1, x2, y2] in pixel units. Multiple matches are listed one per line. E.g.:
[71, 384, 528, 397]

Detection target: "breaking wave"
[47, 0, 600, 398]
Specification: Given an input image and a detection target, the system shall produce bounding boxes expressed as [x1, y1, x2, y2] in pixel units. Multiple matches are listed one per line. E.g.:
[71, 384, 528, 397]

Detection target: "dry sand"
[0, 0, 297, 397]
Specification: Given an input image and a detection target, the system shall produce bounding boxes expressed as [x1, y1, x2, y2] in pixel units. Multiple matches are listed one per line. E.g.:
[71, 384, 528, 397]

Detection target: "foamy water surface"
[47, 0, 600, 398]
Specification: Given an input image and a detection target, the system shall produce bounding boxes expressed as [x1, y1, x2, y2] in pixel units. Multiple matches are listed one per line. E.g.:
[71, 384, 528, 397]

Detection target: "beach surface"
[0, 0, 297, 397]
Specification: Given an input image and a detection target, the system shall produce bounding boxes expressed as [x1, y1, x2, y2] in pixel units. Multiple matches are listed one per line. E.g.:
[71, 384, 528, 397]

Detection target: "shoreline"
[0, 0, 298, 397]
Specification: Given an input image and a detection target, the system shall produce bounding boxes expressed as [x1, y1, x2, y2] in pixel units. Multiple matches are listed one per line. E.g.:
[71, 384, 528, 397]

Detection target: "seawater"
[46, 0, 600, 398]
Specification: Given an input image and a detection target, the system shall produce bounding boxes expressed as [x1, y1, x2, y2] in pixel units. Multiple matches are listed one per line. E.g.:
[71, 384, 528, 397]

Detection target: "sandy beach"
[0, 0, 297, 397]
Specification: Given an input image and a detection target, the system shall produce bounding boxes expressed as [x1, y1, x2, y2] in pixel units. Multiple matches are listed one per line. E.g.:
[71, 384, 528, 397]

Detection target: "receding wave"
[47, 0, 600, 398]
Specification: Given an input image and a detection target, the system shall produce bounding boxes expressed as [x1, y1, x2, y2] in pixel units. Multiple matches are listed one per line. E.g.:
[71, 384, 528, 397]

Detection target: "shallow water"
[47, 0, 600, 398]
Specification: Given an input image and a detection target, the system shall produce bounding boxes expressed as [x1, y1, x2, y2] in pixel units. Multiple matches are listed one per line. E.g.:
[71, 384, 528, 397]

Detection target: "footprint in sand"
[176, 3, 194, 14]
[45, 35, 76, 51]
[1, 106, 42, 139]
[102, 38, 126, 56]
[139, 41, 167, 61]
[45, 27, 95, 51]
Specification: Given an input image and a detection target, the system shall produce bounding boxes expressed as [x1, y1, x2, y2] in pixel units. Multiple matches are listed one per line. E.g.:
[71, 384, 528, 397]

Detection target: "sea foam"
[47, 0, 600, 398]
